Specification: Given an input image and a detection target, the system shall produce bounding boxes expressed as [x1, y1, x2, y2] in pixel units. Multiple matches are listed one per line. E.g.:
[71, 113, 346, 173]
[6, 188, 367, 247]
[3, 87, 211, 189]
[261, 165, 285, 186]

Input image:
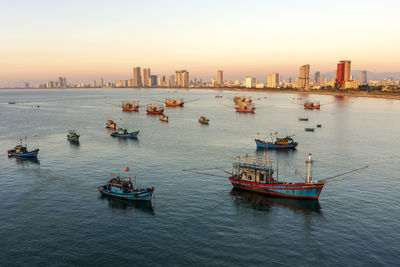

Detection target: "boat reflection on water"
[229, 188, 321, 215]
[256, 147, 298, 156]
[100, 194, 154, 215]
[14, 157, 40, 165]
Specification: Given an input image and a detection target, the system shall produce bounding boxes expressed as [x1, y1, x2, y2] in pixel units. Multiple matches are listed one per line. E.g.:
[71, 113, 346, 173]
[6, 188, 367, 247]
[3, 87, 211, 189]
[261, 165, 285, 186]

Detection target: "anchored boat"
[98, 172, 154, 202]
[234, 96, 252, 105]
[159, 114, 169, 122]
[165, 97, 184, 107]
[299, 117, 309, 121]
[199, 116, 209, 125]
[255, 135, 298, 149]
[105, 119, 116, 129]
[305, 127, 315, 132]
[111, 128, 139, 138]
[8, 139, 39, 158]
[228, 154, 324, 200]
[146, 104, 164, 115]
[304, 101, 320, 110]
[67, 130, 80, 142]
[122, 100, 139, 111]
[235, 103, 256, 113]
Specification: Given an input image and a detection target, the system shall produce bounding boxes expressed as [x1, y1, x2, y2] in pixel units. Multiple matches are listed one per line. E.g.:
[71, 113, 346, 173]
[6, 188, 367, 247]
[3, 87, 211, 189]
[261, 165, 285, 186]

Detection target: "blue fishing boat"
[98, 173, 154, 202]
[111, 128, 139, 138]
[255, 135, 298, 149]
[67, 129, 80, 142]
[8, 141, 39, 158]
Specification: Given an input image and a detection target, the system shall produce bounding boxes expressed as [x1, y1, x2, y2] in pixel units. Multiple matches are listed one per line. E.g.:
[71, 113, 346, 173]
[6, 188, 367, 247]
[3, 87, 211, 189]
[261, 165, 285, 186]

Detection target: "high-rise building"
[217, 70, 223, 86]
[336, 60, 351, 88]
[314, 71, 320, 84]
[150, 75, 157, 87]
[298, 64, 310, 90]
[176, 70, 189, 87]
[267, 73, 279, 88]
[25, 82, 30, 88]
[100, 78, 104, 88]
[143, 68, 151, 87]
[360, 70, 367, 85]
[133, 67, 142, 87]
[91, 80, 97, 88]
[245, 76, 254, 88]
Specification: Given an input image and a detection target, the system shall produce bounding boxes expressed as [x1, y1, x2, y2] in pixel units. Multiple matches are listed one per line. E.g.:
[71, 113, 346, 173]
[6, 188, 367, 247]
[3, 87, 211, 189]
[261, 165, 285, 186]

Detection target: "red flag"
[120, 118, 122, 120]
[257, 132, 260, 135]
[106, 117, 110, 120]
[274, 131, 278, 135]
[125, 167, 130, 172]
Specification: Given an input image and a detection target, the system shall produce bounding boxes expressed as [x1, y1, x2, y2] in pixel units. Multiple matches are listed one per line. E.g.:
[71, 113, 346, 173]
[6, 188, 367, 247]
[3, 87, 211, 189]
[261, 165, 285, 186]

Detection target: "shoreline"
[1, 87, 400, 101]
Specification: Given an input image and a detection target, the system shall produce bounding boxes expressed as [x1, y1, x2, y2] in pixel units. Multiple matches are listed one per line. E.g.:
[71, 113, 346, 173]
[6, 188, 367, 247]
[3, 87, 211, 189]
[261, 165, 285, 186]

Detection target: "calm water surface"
[0, 89, 399, 266]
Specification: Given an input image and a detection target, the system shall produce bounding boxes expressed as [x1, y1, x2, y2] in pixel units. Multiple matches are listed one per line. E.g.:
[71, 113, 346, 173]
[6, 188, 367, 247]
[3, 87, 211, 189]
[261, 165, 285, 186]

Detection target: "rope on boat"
[182, 169, 227, 178]
[319, 165, 369, 182]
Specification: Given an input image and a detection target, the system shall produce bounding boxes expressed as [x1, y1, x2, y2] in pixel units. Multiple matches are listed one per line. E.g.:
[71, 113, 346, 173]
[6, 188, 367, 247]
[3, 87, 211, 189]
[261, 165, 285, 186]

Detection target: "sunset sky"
[1, 0, 399, 85]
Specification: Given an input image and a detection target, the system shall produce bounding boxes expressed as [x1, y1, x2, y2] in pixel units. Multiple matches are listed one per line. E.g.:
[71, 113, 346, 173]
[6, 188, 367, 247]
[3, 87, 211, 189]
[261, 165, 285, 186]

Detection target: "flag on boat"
[125, 167, 130, 172]
[106, 117, 110, 119]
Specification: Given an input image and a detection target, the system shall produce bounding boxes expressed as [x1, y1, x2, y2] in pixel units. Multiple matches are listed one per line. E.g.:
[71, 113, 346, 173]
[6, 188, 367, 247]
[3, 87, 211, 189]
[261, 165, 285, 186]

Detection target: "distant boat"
[305, 127, 315, 132]
[146, 104, 164, 115]
[159, 114, 169, 122]
[215, 95, 223, 98]
[8, 139, 39, 158]
[111, 128, 139, 138]
[317, 124, 322, 128]
[122, 100, 139, 111]
[105, 119, 116, 129]
[255, 135, 298, 149]
[98, 172, 154, 202]
[298, 117, 309, 121]
[199, 116, 209, 125]
[67, 129, 80, 142]
[304, 101, 320, 110]
[8, 101, 16, 104]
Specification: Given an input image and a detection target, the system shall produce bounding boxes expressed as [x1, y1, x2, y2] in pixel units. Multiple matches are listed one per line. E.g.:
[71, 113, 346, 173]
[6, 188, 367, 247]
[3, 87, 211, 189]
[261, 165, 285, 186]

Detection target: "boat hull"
[304, 105, 320, 110]
[122, 107, 139, 111]
[255, 139, 297, 149]
[111, 131, 139, 138]
[99, 188, 154, 202]
[229, 178, 324, 200]
[8, 149, 39, 158]
[67, 136, 80, 142]
[166, 102, 184, 107]
[147, 109, 164, 115]
[235, 107, 255, 113]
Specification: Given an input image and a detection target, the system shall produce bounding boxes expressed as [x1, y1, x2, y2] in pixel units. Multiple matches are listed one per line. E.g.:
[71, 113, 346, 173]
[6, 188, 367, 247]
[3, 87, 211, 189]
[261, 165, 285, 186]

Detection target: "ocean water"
[0, 89, 399, 266]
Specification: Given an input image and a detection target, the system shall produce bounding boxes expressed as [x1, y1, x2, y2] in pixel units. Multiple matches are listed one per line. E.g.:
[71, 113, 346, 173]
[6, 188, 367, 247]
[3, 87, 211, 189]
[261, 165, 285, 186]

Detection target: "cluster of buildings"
[25, 61, 399, 91]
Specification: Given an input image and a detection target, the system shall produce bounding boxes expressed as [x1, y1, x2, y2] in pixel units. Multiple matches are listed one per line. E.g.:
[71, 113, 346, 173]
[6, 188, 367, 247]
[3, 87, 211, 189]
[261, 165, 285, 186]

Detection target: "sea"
[0, 88, 399, 266]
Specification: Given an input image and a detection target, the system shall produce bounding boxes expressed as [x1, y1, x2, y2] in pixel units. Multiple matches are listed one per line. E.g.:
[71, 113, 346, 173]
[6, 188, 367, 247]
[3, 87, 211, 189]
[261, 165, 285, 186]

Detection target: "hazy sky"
[1, 0, 399, 85]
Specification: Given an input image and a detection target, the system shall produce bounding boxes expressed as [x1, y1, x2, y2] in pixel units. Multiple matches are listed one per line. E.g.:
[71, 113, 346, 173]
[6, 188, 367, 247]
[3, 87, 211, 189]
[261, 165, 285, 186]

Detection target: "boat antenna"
[24, 136, 27, 147]
[305, 153, 313, 183]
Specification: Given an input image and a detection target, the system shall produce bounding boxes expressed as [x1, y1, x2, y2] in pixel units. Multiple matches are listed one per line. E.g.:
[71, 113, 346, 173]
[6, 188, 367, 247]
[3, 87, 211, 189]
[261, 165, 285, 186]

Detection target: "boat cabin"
[232, 155, 276, 184]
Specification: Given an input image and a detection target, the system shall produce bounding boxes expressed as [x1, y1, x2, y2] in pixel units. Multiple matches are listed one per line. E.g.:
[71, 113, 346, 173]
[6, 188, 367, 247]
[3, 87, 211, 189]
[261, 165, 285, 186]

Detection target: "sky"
[1, 0, 400, 86]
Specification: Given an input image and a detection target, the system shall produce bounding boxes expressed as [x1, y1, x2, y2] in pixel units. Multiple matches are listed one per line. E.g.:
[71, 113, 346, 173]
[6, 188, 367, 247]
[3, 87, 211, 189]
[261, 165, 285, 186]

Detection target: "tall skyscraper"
[100, 77, 104, 88]
[298, 64, 310, 90]
[133, 67, 142, 87]
[360, 70, 367, 85]
[176, 70, 189, 87]
[150, 75, 157, 87]
[217, 70, 223, 86]
[336, 60, 351, 88]
[314, 71, 320, 84]
[267, 73, 279, 88]
[143, 68, 151, 87]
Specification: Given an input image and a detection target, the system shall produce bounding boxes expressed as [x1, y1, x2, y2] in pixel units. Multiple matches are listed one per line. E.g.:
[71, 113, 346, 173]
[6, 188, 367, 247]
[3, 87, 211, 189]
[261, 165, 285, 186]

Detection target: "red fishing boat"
[304, 101, 320, 110]
[122, 100, 139, 111]
[235, 103, 256, 113]
[146, 104, 164, 115]
[165, 97, 184, 107]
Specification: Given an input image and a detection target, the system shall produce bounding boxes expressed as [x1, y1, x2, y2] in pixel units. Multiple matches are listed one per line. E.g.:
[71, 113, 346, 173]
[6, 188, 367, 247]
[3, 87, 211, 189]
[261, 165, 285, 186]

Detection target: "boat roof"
[233, 155, 274, 171]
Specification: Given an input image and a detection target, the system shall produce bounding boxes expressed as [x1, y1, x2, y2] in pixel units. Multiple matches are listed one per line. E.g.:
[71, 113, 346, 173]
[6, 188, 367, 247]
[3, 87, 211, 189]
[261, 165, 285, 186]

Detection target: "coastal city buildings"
[336, 60, 353, 89]
[267, 73, 279, 88]
[360, 70, 367, 85]
[175, 70, 189, 87]
[133, 67, 142, 87]
[298, 64, 310, 90]
[217, 70, 223, 86]
[143, 68, 151, 87]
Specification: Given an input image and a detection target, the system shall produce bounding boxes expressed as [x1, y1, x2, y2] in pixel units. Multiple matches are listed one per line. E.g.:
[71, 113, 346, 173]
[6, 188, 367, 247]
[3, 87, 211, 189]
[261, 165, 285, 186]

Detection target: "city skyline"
[1, 0, 400, 86]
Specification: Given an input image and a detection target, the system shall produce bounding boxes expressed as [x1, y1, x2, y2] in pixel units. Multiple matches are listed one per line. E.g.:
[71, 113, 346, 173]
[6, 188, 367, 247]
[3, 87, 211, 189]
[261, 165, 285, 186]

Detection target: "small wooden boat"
[98, 173, 154, 202]
[304, 101, 320, 110]
[215, 95, 223, 98]
[8, 101, 16, 104]
[8, 140, 39, 158]
[235, 103, 256, 113]
[67, 130, 80, 142]
[199, 116, 209, 125]
[105, 119, 116, 129]
[146, 104, 164, 115]
[165, 97, 184, 107]
[298, 117, 309, 121]
[255, 135, 298, 149]
[160, 114, 168, 122]
[317, 124, 322, 128]
[305, 128, 315, 132]
[122, 100, 139, 111]
[111, 128, 139, 138]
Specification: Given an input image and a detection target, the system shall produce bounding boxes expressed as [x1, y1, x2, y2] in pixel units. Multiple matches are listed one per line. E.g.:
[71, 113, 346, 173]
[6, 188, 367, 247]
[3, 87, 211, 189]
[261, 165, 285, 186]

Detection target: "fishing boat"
[304, 101, 320, 110]
[215, 95, 223, 98]
[146, 104, 164, 115]
[235, 103, 256, 113]
[111, 128, 139, 138]
[298, 117, 309, 121]
[105, 119, 116, 129]
[165, 97, 184, 107]
[8, 139, 39, 158]
[98, 172, 154, 202]
[199, 116, 209, 125]
[317, 124, 322, 128]
[255, 135, 298, 149]
[8, 101, 16, 104]
[228, 154, 325, 200]
[122, 100, 139, 111]
[67, 129, 80, 142]
[305, 127, 315, 132]
[234, 96, 252, 105]
[159, 114, 169, 122]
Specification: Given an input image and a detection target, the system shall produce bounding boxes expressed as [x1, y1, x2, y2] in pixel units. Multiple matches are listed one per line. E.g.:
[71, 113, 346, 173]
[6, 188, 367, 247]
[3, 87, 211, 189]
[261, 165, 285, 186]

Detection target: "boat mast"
[305, 153, 313, 183]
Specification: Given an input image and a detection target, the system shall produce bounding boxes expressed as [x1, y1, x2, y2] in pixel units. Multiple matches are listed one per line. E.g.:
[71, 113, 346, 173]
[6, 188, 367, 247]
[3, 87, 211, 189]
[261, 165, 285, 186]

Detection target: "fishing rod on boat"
[318, 165, 369, 182]
[216, 167, 233, 175]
